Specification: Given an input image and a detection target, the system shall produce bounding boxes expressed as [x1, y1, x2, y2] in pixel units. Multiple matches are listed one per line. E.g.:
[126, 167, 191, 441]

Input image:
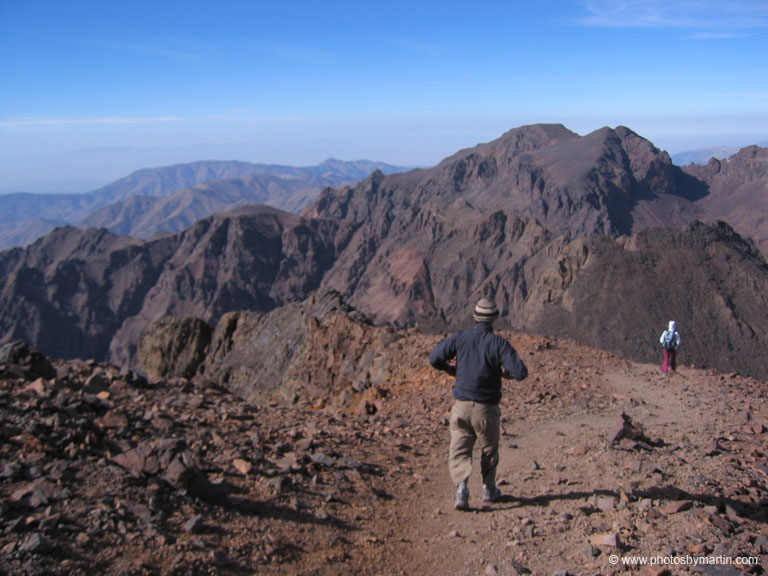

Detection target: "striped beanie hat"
[473, 298, 499, 323]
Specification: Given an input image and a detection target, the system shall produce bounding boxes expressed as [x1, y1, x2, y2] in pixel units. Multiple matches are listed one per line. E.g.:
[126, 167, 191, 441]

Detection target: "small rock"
[611, 412, 654, 449]
[211, 550, 233, 567]
[704, 438, 724, 456]
[640, 568, 671, 576]
[589, 532, 620, 547]
[754, 534, 768, 554]
[18, 533, 54, 553]
[508, 560, 532, 575]
[233, 458, 252, 475]
[596, 496, 616, 511]
[707, 514, 734, 534]
[660, 500, 692, 514]
[310, 452, 335, 467]
[23, 378, 46, 396]
[338, 455, 362, 469]
[0, 462, 21, 479]
[96, 410, 128, 429]
[269, 475, 290, 496]
[183, 515, 204, 533]
[584, 543, 599, 558]
[83, 372, 109, 393]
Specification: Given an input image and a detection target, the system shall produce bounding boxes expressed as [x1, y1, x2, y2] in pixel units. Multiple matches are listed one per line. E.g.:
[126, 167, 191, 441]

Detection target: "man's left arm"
[500, 340, 528, 381]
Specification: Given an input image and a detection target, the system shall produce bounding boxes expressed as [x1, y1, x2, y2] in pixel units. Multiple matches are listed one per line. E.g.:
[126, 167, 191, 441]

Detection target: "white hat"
[474, 298, 499, 323]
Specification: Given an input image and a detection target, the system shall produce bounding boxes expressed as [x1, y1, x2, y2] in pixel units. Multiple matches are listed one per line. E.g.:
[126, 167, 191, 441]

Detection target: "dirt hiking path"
[306, 334, 768, 576]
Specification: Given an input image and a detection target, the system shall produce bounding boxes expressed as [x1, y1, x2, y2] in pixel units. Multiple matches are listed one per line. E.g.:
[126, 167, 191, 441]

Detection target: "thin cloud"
[264, 42, 336, 65]
[84, 30, 217, 65]
[387, 36, 450, 58]
[686, 32, 751, 40]
[122, 43, 208, 64]
[577, 0, 768, 30]
[0, 116, 184, 128]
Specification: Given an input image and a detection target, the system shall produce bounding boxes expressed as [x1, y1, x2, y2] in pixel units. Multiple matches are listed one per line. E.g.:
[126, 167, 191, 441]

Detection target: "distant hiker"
[429, 298, 528, 511]
[660, 320, 682, 376]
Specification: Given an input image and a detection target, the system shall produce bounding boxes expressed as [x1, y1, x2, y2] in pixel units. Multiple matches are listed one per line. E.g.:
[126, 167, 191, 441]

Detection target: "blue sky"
[1, 0, 767, 192]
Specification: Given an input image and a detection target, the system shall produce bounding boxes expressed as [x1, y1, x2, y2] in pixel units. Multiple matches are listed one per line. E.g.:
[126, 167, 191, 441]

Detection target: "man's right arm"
[429, 335, 457, 374]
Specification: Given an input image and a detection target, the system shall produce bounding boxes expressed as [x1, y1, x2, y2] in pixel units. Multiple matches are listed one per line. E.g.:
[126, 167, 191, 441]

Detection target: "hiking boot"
[483, 484, 502, 503]
[455, 484, 469, 511]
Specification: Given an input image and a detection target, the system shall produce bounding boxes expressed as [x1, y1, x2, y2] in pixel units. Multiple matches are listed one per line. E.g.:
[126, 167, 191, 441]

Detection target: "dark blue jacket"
[429, 323, 528, 405]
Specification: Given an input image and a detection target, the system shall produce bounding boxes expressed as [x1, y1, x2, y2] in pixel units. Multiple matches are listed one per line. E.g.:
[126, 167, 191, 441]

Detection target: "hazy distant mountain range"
[0, 159, 410, 250]
[671, 141, 768, 166]
[2, 123, 768, 381]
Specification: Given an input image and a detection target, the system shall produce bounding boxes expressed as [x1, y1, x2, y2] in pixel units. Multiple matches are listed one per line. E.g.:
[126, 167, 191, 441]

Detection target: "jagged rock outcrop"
[135, 291, 401, 409]
[307, 124, 705, 328]
[683, 145, 768, 255]
[135, 317, 212, 381]
[0, 340, 56, 380]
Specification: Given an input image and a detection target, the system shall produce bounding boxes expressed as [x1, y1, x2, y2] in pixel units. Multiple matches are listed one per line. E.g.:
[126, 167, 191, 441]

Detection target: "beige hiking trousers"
[448, 400, 501, 487]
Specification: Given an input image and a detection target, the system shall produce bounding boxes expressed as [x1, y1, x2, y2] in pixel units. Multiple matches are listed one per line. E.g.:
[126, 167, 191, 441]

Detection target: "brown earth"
[2, 330, 767, 575]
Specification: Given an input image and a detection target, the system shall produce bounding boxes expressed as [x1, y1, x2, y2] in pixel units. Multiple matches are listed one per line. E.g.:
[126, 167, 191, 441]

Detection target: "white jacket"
[660, 321, 681, 349]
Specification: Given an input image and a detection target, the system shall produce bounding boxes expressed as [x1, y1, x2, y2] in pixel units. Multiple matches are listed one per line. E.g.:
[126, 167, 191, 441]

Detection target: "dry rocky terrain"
[2, 324, 767, 575]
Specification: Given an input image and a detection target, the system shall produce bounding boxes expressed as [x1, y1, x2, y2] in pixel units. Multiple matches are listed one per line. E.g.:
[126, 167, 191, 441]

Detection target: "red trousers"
[661, 349, 677, 373]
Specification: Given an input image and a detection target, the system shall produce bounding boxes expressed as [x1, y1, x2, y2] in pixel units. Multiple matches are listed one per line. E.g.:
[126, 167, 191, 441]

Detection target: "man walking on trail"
[429, 298, 528, 511]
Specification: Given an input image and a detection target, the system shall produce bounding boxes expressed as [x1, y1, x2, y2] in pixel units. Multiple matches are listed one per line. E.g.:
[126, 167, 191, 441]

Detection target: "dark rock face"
[109, 207, 339, 367]
[683, 146, 768, 255]
[0, 207, 338, 366]
[307, 124, 699, 238]
[0, 227, 176, 361]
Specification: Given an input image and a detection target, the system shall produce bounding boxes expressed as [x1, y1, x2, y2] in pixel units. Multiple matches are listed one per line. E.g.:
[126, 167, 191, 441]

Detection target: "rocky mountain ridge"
[2, 124, 768, 381]
[683, 146, 768, 255]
